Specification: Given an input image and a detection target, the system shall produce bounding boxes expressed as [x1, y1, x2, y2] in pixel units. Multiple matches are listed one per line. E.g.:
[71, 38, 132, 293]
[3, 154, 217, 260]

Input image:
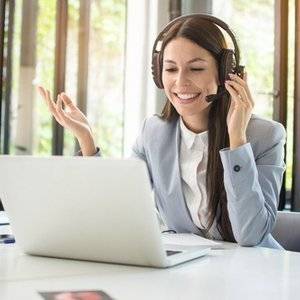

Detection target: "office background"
[0, 0, 299, 211]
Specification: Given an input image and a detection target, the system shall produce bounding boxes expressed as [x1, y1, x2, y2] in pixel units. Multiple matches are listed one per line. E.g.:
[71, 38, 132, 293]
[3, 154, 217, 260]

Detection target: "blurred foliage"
[8, 0, 295, 192]
[286, 0, 295, 191]
[35, 0, 56, 155]
[213, 0, 294, 191]
[34, 0, 125, 157]
[230, 0, 275, 119]
[87, 0, 126, 157]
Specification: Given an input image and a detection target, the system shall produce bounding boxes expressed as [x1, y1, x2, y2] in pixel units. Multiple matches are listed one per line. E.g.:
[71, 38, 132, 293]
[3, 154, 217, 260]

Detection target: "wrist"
[229, 134, 247, 150]
[78, 132, 97, 156]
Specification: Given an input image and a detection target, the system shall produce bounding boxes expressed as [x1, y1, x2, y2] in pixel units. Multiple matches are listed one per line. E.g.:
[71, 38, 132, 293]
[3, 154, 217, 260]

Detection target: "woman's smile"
[174, 92, 202, 104]
[162, 37, 219, 120]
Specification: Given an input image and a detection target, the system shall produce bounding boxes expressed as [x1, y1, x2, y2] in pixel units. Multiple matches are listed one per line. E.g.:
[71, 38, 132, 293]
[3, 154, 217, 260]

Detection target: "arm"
[131, 118, 147, 160]
[220, 123, 286, 246]
[38, 86, 97, 156]
[77, 147, 101, 157]
[131, 118, 153, 188]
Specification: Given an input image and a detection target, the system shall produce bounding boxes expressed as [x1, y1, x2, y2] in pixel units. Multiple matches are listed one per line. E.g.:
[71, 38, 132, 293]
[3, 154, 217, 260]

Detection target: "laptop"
[0, 156, 210, 268]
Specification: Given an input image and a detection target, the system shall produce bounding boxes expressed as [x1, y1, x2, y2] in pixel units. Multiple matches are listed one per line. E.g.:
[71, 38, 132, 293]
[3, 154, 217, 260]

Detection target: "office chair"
[272, 211, 300, 252]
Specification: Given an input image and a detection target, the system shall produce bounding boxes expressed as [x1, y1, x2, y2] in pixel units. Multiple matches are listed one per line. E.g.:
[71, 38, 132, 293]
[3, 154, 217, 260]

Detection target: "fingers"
[37, 86, 46, 98]
[225, 82, 250, 113]
[226, 80, 248, 104]
[225, 82, 239, 104]
[56, 95, 70, 123]
[37, 86, 64, 124]
[56, 95, 76, 127]
[38, 86, 56, 113]
[229, 73, 246, 87]
[230, 72, 253, 105]
[60, 93, 77, 110]
[227, 73, 254, 107]
[37, 87, 81, 128]
[39, 87, 77, 111]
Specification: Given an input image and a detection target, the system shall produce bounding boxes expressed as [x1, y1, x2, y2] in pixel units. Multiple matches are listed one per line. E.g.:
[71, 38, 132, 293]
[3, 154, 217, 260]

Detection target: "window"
[7, 0, 126, 157]
[213, 0, 296, 207]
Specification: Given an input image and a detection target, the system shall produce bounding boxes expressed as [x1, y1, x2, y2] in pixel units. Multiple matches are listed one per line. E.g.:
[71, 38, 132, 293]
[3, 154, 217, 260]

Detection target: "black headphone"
[151, 14, 245, 102]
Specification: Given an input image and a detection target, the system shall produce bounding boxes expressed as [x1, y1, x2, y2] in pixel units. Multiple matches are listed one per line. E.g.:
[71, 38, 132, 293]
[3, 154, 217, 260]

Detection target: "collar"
[180, 117, 208, 150]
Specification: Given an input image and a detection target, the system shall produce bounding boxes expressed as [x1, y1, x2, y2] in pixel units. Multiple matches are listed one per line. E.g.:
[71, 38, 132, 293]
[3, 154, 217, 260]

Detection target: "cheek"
[162, 72, 170, 88]
[206, 79, 218, 94]
[162, 73, 173, 96]
[197, 72, 219, 93]
[199, 71, 218, 85]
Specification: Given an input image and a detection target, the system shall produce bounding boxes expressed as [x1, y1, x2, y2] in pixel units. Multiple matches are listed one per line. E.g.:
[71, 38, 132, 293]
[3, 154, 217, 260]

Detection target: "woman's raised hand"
[225, 72, 254, 150]
[38, 86, 97, 156]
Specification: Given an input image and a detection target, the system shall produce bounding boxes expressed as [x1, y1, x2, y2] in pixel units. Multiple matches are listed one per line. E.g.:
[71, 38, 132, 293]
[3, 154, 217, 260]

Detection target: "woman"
[38, 14, 286, 248]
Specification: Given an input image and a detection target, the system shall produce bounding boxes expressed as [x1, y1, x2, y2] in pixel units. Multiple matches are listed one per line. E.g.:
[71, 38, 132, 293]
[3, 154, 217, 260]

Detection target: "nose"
[175, 70, 191, 87]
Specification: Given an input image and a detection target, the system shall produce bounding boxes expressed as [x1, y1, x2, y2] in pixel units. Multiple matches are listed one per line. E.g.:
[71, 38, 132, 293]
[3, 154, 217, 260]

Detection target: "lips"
[174, 92, 201, 104]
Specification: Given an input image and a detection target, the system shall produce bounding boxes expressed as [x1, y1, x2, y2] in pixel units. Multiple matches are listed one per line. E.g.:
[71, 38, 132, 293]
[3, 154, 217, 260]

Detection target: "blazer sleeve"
[131, 118, 148, 161]
[131, 118, 153, 187]
[219, 122, 286, 246]
[76, 147, 101, 156]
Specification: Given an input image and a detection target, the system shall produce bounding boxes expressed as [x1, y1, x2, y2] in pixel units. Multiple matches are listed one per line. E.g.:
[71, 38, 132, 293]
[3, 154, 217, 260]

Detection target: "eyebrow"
[163, 58, 207, 64]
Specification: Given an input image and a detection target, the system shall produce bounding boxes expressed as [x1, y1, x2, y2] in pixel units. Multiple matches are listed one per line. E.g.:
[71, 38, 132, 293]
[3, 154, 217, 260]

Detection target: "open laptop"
[0, 156, 210, 268]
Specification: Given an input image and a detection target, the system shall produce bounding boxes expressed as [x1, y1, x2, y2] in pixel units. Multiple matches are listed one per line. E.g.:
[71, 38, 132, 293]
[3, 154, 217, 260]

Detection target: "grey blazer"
[131, 114, 286, 249]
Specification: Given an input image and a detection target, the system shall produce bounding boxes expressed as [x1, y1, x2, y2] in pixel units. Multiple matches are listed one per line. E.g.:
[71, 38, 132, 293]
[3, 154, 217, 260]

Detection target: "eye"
[191, 68, 205, 71]
[164, 68, 177, 72]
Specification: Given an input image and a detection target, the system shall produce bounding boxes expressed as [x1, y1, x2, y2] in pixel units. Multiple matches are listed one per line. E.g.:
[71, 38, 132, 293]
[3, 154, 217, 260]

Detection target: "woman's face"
[162, 37, 219, 118]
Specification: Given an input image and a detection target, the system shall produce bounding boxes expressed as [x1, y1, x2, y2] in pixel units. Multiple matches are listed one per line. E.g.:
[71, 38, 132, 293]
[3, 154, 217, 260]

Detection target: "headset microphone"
[205, 65, 245, 103]
[205, 86, 227, 103]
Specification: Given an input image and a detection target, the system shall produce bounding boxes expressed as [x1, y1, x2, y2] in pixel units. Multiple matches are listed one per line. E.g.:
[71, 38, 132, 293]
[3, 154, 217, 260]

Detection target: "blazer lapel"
[165, 118, 203, 234]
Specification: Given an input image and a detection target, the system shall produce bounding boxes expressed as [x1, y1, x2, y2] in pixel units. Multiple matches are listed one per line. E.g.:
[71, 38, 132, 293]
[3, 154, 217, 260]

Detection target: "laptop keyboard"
[166, 250, 182, 256]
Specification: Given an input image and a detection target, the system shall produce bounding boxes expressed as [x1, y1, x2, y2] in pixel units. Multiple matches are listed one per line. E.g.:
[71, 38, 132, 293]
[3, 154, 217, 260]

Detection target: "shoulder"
[142, 114, 178, 136]
[139, 114, 179, 149]
[247, 114, 286, 141]
[246, 114, 286, 156]
[143, 114, 177, 129]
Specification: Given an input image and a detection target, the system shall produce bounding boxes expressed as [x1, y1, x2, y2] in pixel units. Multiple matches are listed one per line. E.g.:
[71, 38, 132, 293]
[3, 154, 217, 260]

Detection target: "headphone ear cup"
[218, 49, 236, 86]
[152, 52, 164, 89]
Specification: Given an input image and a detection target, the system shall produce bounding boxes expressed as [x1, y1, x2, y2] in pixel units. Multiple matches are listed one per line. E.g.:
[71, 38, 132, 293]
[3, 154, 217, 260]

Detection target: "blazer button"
[233, 165, 241, 172]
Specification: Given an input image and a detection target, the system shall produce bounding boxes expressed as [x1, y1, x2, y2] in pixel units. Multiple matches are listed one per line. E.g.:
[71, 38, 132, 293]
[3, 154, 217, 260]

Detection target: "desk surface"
[1, 243, 300, 300]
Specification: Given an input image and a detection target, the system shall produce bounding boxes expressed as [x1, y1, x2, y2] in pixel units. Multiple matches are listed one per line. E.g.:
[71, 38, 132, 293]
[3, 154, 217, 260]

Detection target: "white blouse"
[179, 118, 222, 240]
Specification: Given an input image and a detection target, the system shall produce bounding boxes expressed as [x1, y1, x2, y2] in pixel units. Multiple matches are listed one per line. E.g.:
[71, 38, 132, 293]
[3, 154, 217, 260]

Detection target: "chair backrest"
[272, 211, 300, 252]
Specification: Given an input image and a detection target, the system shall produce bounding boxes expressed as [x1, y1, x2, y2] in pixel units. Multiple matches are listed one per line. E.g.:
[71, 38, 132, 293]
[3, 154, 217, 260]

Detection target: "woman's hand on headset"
[225, 72, 254, 150]
[38, 86, 97, 156]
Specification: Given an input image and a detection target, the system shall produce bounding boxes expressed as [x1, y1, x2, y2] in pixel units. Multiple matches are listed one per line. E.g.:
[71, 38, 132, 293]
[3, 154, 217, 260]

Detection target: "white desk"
[1, 243, 300, 300]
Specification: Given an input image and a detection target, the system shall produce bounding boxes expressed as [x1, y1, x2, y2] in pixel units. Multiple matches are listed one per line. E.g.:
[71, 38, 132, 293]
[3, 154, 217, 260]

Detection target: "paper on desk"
[0, 211, 9, 224]
[162, 233, 221, 246]
[0, 212, 12, 235]
[0, 225, 12, 235]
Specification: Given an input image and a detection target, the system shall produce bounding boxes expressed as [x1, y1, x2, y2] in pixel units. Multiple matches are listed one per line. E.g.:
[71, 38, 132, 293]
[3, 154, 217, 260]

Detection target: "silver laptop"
[0, 156, 210, 268]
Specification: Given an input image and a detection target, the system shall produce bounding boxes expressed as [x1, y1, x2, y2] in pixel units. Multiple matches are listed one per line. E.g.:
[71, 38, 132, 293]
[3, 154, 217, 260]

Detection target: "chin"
[173, 104, 210, 116]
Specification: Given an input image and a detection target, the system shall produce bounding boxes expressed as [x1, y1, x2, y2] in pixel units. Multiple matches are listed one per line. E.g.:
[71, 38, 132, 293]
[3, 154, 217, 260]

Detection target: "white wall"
[123, 0, 169, 157]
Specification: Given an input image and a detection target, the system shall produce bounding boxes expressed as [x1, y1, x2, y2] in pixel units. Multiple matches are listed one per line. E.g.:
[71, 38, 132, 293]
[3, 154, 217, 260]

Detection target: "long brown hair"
[159, 17, 238, 242]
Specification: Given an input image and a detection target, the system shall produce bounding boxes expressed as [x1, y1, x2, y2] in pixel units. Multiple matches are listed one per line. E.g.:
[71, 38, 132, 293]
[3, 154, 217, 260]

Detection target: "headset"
[151, 14, 245, 102]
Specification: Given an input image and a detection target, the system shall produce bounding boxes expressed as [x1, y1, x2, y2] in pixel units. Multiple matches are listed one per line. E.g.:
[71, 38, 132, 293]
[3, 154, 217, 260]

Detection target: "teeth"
[176, 93, 199, 100]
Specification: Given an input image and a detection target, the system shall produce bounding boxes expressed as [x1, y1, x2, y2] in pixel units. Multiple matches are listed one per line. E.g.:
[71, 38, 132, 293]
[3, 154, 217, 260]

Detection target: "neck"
[181, 108, 210, 134]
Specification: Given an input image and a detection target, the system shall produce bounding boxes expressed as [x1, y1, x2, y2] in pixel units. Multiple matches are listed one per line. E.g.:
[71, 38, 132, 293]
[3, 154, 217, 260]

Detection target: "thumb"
[60, 93, 77, 109]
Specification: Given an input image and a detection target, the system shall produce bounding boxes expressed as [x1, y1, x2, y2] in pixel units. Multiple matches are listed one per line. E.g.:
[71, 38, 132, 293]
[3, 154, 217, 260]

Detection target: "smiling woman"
[151, 14, 256, 243]
[136, 14, 285, 248]
[39, 14, 286, 249]
[162, 37, 218, 133]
